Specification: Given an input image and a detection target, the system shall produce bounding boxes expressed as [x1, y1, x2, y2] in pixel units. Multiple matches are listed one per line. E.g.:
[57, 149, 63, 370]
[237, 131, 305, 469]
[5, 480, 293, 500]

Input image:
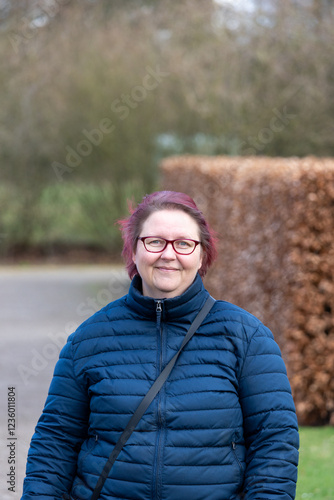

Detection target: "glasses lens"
[144, 238, 166, 251]
[174, 239, 196, 254]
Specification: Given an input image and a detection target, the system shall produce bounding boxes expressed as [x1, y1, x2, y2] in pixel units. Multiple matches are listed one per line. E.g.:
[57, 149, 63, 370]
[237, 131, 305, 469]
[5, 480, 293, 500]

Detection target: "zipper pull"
[156, 300, 162, 330]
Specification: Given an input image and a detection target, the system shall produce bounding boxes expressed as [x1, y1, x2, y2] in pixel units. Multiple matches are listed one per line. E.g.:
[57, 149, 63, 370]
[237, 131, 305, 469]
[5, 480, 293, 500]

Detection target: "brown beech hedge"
[161, 155, 334, 426]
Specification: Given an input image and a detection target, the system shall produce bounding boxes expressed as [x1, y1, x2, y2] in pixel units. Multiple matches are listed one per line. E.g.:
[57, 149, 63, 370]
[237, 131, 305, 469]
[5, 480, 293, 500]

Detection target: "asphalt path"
[0, 265, 130, 500]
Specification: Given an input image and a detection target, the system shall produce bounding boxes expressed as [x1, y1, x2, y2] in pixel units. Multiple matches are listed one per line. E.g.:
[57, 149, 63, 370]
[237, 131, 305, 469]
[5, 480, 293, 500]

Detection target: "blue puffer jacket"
[22, 274, 299, 500]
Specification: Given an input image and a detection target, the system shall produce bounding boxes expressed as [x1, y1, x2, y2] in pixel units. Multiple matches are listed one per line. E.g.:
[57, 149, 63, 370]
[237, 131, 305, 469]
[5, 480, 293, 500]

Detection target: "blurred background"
[1, 0, 334, 262]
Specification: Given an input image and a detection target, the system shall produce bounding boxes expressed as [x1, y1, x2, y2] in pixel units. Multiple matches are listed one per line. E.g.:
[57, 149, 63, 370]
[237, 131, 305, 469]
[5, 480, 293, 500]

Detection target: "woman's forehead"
[141, 209, 200, 237]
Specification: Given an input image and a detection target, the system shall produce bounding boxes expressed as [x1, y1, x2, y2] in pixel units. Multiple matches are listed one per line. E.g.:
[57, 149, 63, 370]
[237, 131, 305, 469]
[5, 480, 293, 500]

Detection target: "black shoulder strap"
[90, 295, 215, 500]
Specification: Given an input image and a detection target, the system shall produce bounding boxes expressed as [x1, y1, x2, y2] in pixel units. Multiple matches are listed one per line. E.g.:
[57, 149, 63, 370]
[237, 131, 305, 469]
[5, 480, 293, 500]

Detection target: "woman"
[22, 190, 299, 500]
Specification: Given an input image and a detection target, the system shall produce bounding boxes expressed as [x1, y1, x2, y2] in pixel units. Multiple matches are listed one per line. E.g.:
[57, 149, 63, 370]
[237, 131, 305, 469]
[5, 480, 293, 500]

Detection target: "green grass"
[296, 426, 334, 500]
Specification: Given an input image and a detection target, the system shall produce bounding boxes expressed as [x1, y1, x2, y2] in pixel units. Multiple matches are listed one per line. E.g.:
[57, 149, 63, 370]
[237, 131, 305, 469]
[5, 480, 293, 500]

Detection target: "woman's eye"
[177, 240, 191, 247]
[150, 239, 164, 246]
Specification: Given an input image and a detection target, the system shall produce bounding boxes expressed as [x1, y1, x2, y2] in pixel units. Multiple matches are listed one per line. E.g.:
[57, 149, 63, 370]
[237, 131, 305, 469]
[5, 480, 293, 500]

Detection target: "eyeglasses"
[138, 236, 201, 255]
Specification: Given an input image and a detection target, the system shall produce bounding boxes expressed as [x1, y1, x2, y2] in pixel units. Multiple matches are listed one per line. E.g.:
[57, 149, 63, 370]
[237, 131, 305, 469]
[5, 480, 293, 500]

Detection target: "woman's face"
[133, 209, 203, 299]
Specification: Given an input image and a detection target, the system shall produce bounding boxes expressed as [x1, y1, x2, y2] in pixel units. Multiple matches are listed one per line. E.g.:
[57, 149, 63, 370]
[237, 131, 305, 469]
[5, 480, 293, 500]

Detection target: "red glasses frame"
[138, 236, 201, 255]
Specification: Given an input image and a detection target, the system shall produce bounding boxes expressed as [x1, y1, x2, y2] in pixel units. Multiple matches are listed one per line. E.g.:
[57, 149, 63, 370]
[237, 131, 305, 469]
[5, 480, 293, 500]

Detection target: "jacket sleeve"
[21, 337, 90, 500]
[238, 324, 299, 500]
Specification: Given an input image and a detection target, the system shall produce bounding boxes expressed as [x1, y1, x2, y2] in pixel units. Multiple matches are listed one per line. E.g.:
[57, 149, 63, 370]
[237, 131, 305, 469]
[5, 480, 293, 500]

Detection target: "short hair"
[118, 190, 218, 279]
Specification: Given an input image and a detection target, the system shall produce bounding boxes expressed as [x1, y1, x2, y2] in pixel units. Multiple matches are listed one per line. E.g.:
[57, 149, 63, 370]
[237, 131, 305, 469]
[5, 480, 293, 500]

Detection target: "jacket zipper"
[153, 300, 163, 500]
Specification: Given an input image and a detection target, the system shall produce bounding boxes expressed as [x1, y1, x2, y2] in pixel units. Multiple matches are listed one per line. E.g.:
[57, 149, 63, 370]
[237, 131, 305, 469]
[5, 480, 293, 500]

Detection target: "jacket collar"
[126, 273, 209, 322]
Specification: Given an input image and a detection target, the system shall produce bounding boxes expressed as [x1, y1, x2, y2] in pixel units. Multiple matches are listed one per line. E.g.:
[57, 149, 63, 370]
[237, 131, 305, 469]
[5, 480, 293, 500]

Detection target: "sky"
[213, 0, 257, 12]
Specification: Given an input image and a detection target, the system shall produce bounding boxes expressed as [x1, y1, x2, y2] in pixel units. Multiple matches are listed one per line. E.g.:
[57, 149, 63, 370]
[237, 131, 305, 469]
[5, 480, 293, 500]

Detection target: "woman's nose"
[160, 241, 176, 258]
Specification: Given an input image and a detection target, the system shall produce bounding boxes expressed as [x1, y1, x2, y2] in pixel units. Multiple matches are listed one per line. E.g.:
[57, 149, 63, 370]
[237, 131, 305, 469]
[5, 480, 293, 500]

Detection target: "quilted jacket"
[22, 273, 299, 500]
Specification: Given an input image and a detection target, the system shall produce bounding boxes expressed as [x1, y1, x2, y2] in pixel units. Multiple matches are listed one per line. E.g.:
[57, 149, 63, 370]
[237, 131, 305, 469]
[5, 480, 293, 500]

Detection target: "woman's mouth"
[156, 266, 179, 272]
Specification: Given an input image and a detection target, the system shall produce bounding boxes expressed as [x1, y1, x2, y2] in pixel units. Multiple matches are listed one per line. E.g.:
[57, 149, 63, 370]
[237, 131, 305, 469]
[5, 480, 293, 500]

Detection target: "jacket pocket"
[231, 441, 243, 472]
[76, 434, 99, 485]
[231, 440, 246, 489]
[78, 434, 99, 465]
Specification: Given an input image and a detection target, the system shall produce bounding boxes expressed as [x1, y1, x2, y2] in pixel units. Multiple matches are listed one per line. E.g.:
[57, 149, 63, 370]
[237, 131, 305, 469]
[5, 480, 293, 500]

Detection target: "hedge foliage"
[162, 154, 334, 426]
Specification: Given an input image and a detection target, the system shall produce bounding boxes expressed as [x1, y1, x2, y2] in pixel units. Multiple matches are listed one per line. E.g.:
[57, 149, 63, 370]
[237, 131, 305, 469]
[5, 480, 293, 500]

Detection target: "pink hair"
[118, 191, 218, 279]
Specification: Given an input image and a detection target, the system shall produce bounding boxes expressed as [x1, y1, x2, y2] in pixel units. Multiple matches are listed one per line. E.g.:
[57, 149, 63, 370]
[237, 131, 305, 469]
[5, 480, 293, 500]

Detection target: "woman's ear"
[198, 247, 203, 271]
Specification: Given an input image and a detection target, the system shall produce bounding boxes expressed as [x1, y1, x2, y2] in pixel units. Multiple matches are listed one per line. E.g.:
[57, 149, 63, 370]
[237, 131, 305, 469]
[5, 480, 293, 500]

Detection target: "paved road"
[0, 265, 130, 499]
